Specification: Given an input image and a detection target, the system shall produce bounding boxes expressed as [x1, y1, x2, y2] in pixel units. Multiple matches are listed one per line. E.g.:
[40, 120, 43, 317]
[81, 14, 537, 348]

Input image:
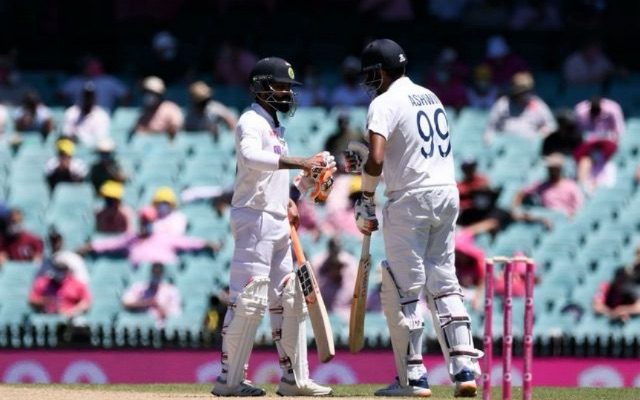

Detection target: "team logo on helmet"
[288, 67, 295, 79]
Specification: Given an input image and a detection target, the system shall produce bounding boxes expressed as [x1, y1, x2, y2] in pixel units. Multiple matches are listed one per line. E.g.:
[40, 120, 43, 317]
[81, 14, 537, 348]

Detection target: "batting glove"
[354, 194, 378, 234]
[294, 152, 337, 203]
[343, 141, 369, 174]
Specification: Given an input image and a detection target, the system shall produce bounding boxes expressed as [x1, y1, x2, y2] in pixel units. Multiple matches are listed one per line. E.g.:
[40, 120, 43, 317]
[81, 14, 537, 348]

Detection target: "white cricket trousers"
[382, 185, 461, 297]
[228, 207, 294, 305]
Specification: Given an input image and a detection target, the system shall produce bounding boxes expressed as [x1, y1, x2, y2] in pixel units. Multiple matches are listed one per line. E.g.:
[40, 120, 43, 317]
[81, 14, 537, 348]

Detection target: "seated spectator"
[542, 109, 582, 156]
[484, 36, 529, 87]
[294, 63, 328, 108]
[61, 81, 110, 148]
[324, 175, 364, 237]
[484, 72, 557, 143]
[457, 157, 490, 214]
[95, 180, 134, 234]
[184, 81, 237, 141]
[455, 229, 485, 310]
[329, 57, 369, 107]
[513, 153, 583, 218]
[13, 90, 54, 139]
[466, 64, 498, 109]
[574, 97, 625, 194]
[133, 76, 183, 139]
[59, 57, 129, 112]
[213, 40, 258, 86]
[0, 208, 44, 263]
[311, 237, 358, 321]
[324, 113, 362, 164]
[81, 207, 217, 267]
[29, 257, 91, 319]
[0, 54, 32, 106]
[38, 229, 89, 284]
[290, 185, 321, 240]
[593, 255, 640, 322]
[122, 262, 181, 328]
[151, 187, 187, 236]
[89, 138, 127, 192]
[45, 139, 88, 191]
[424, 47, 468, 110]
[494, 256, 531, 298]
[563, 39, 614, 86]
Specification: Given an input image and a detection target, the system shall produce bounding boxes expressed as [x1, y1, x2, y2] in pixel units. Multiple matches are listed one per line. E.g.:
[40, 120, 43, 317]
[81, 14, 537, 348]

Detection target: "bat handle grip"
[290, 224, 306, 264]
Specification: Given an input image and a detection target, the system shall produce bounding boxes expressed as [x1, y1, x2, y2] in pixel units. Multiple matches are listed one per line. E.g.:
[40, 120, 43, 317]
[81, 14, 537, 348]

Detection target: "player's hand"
[354, 194, 378, 234]
[301, 151, 332, 172]
[343, 141, 369, 174]
[295, 152, 337, 203]
[288, 199, 300, 228]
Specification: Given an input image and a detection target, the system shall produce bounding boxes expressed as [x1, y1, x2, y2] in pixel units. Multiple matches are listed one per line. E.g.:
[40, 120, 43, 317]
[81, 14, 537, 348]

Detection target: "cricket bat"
[289, 224, 335, 363]
[349, 234, 371, 353]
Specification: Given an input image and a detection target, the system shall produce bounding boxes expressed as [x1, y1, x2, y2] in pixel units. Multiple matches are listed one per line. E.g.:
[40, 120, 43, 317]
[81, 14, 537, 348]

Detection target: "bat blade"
[290, 225, 335, 363]
[349, 234, 371, 353]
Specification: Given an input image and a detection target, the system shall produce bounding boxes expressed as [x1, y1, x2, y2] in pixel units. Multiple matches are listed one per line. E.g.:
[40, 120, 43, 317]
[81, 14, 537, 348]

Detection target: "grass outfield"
[1, 384, 640, 400]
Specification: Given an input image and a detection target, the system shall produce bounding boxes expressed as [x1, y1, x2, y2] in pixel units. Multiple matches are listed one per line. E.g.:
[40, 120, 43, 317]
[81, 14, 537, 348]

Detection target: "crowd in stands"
[1, 26, 640, 347]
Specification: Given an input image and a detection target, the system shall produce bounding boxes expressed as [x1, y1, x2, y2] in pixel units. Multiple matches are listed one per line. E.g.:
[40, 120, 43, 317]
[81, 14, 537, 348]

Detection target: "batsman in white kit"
[345, 39, 484, 398]
[212, 57, 334, 397]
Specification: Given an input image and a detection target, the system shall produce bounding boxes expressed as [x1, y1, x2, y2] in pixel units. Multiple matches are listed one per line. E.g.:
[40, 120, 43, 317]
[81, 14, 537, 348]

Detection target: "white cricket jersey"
[366, 77, 455, 194]
[231, 103, 290, 218]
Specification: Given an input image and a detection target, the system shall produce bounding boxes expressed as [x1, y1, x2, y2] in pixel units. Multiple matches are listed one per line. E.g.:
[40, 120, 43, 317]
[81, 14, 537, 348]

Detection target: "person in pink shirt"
[122, 262, 181, 328]
[512, 153, 583, 218]
[29, 259, 91, 318]
[134, 76, 183, 139]
[80, 207, 217, 267]
[151, 187, 187, 236]
[323, 174, 363, 238]
[573, 97, 625, 193]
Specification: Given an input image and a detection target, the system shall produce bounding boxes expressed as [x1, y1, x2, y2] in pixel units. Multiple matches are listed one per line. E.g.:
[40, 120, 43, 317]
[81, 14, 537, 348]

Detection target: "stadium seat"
[114, 311, 161, 347]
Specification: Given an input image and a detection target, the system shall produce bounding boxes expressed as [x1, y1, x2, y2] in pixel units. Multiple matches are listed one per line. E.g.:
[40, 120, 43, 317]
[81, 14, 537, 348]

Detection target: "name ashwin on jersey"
[408, 93, 439, 107]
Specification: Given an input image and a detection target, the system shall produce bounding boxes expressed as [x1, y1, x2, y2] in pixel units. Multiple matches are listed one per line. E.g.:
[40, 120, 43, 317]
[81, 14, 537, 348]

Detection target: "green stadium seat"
[29, 314, 67, 347]
[114, 311, 161, 347]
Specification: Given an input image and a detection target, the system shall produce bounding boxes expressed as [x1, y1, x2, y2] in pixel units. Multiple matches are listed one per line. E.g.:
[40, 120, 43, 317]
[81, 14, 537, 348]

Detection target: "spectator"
[95, 180, 134, 234]
[542, 109, 582, 156]
[425, 47, 468, 110]
[213, 40, 258, 85]
[0, 208, 44, 263]
[311, 237, 358, 321]
[29, 257, 91, 319]
[145, 31, 188, 85]
[294, 64, 329, 108]
[563, 39, 614, 86]
[574, 97, 624, 194]
[13, 91, 54, 139]
[89, 138, 127, 192]
[457, 157, 490, 214]
[593, 260, 640, 322]
[133, 76, 183, 139]
[59, 57, 128, 112]
[484, 72, 557, 143]
[81, 207, 217, 267]
[513, 153, 583, 218]
[151, 187, 187, 236]
[329, 56, 370, 107]
[184, 81, 237, 140]
[484, 36, 529, 87]
[0, 103, 8, 135]
[509, 0, 562, 31]
[324, 113, 362, 165]
[61, 81, 111, 148]
[0, 53, 32, 106]
[45, 139, 88, 191]
[324, 175, 364, 237]
[122, 262, 181, 328]
[466, 64, 498, 109]
[454, 229, 485, 310]
[38, 229, 89, 284]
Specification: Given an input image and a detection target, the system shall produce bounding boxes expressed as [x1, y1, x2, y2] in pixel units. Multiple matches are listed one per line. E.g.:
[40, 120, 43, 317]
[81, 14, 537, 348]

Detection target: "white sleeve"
[237, 124, 280, 171]
[366, 98, 394, 139]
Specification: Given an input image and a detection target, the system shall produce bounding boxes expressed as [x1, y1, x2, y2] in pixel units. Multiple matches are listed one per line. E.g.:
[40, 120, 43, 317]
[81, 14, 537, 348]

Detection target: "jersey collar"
[251, 102, 278, 128]
[388, 76, 411, 92]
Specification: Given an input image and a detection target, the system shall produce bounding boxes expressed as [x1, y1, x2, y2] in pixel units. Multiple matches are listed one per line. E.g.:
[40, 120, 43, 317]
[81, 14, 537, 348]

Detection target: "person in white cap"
[184, 80, 237, 141]
[62, 81, 111, 148]
[133, 75, 183, 139]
